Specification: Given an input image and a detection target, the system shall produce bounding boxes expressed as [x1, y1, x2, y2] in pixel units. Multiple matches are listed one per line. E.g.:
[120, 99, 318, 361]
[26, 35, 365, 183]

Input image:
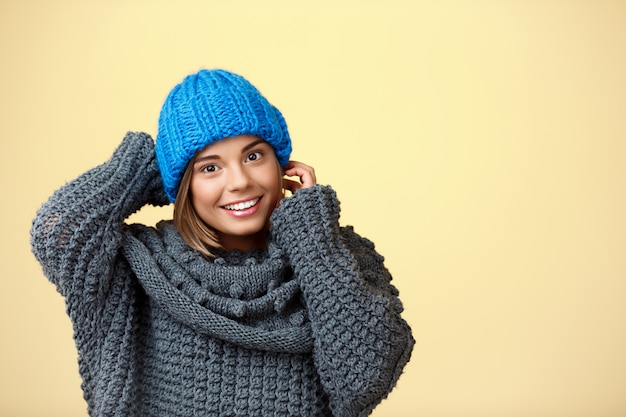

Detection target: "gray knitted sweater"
[31, 132, 414, 417]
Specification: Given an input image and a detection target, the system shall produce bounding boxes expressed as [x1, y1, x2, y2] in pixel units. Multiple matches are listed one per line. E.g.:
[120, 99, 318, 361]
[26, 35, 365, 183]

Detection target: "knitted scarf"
[122, 221, 313, 353]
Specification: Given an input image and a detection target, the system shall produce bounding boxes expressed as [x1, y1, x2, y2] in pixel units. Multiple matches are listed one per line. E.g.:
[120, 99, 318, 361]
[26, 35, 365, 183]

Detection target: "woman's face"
[189, 135, 283, 252]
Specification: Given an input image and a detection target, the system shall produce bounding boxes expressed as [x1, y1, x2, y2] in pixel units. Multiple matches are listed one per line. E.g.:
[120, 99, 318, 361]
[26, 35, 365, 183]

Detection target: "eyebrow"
[242, 138, 267, 153]
[194, 138, 267, 165]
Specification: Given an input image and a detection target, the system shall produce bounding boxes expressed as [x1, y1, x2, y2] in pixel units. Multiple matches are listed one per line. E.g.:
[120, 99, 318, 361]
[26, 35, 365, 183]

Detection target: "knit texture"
[156, 69, 292, 202]
[31, 132, 414, 417]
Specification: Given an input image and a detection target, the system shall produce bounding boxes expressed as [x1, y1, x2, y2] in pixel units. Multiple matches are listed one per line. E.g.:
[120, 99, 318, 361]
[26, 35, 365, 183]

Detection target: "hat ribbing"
[156, 69, 292, 202]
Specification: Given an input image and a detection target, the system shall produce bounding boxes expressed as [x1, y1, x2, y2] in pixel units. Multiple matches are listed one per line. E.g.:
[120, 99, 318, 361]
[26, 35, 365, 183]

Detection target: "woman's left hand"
[282, 161, 316, 194]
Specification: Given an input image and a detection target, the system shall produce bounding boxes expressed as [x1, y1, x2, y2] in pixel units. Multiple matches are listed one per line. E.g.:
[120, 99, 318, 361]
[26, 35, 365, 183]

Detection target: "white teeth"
[224, 198, 259, 211]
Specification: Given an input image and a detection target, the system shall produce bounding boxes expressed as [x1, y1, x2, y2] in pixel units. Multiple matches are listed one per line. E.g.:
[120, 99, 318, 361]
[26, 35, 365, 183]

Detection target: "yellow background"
[1, 1, 625, 416]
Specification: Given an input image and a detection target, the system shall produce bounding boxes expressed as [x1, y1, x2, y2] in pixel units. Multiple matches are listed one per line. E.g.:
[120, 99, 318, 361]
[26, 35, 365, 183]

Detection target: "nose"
[226, 164, 252, 191]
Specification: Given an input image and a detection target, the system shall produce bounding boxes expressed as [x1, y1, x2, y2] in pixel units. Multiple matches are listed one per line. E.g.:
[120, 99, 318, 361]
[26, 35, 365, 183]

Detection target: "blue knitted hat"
[156, 69, 292, 202]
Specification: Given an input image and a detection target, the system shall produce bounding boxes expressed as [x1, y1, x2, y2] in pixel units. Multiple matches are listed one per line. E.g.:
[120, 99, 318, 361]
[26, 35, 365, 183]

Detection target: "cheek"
[259, 165, 283, 207]
[268, 167, 283, 194]
[190, 179, 219, 209]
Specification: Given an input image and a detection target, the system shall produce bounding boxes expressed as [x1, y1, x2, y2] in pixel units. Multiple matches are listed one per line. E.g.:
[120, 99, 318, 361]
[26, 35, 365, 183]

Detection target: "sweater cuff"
[269, 185, 343, 263]
[113, 132, 170, 213]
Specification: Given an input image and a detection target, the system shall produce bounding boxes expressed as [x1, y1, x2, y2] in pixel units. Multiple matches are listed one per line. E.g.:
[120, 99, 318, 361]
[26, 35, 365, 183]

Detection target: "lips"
[222, 197, 260, 211]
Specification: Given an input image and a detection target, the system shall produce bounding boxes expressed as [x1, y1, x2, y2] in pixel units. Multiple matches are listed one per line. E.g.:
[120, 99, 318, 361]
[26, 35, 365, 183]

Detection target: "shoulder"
[122, 220, 173, 248]
[123, 221, 161, 237]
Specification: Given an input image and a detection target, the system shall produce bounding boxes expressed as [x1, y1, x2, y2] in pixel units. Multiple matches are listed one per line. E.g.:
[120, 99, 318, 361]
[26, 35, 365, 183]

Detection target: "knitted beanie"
[156, 69, 292, 202]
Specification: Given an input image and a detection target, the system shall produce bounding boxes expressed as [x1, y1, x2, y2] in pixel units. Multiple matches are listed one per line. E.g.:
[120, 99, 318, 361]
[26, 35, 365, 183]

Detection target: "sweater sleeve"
[269, 185, 414, 417]
[30, 131, 169, 302]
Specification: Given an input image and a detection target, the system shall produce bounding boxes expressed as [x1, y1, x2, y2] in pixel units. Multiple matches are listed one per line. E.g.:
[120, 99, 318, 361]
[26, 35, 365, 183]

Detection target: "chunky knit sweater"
[31, 132, 414, 417]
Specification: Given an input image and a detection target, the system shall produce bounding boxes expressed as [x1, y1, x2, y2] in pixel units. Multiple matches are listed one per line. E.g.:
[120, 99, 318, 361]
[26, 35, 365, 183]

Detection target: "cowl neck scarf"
[122, 221, 313, 353]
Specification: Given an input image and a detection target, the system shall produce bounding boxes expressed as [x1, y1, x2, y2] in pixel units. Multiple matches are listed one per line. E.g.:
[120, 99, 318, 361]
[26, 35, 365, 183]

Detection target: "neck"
[218, 231, 268, 253]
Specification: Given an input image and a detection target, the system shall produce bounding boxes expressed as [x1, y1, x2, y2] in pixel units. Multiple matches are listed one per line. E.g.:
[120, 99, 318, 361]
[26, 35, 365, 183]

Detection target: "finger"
[283, 161, 316, 189]
[282, 169, 312, 190]
[282, 178, 302, 194]
[283, 161, 315, 176]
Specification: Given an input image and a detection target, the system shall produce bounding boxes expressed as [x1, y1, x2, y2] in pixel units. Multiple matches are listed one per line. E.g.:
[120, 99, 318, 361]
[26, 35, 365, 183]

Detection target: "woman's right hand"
[282, 161, 317, 194]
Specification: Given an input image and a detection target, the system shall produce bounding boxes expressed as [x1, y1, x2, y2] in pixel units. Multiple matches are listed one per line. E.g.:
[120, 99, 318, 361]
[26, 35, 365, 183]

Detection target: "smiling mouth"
[222, 197, 260, 211]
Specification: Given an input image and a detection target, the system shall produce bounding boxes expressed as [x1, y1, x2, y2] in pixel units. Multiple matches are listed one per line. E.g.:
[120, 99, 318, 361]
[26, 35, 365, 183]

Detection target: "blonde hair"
[173, 160, 222, 258]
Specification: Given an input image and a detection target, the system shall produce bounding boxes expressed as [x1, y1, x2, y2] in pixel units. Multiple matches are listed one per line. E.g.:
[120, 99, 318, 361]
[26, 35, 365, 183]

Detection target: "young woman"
[31, 69, 414, 417]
